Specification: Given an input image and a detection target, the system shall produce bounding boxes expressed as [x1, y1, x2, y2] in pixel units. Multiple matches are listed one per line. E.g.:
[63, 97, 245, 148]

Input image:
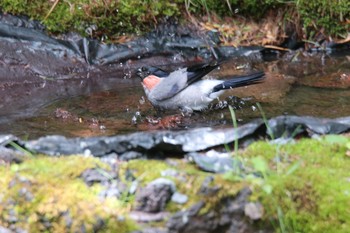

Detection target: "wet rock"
[171, 192, 188, 204]
[135, 178, 176, 213]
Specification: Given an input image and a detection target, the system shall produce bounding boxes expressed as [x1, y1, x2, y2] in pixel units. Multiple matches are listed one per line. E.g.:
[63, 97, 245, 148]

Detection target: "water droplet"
[123, 71, 131, 79]
[139, 96, 145, 104]
[131, 115, 137, 124]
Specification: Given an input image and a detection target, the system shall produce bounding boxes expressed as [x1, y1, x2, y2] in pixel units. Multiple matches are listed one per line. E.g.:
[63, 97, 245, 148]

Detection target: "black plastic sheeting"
[0, 12, 264, 66]
[2, 12, 348, 66]
[1, 115, 349, 158]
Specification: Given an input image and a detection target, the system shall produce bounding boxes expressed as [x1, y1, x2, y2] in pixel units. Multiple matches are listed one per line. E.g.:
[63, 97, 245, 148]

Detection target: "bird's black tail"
[212, 71, 265, 93]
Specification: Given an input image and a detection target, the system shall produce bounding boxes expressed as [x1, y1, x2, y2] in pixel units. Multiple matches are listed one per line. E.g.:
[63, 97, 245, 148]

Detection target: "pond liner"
[0, 13, 265, 66]
[2, 12, 349, 68]
[0, 115, 348, 158]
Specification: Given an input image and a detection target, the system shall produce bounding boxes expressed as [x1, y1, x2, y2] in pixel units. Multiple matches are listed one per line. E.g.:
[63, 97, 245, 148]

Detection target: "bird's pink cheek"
[143, 75, 159, 90]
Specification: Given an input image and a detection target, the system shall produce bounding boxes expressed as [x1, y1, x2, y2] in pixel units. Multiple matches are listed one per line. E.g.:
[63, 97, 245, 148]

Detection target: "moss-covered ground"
[242, 135, 350, 232]
[0, 134, 349, 232]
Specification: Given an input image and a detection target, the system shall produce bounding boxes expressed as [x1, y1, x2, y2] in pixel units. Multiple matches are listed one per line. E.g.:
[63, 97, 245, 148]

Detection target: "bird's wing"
[149, 63, 220, 101]
[150, 68, 189, 101]
[186, 62, 220, 85]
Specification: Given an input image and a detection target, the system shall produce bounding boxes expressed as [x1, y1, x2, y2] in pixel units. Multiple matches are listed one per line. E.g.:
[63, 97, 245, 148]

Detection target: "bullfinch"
[137, 62, 265, 112]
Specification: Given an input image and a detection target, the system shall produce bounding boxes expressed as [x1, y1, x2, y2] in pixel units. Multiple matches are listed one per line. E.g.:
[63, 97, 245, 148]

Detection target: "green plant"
[9, 141, 34, 157]
[295, 0, 350, 38]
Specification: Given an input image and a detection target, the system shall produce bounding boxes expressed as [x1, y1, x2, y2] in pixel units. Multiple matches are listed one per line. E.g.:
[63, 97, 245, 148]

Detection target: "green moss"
[0, 0, 182, 37]
[1, 0, 348, 40]
[241, 135, 350, 232]
[0, 156, 136, 232]
[1, 135, 349, 232]
[296, 0, 349, 38]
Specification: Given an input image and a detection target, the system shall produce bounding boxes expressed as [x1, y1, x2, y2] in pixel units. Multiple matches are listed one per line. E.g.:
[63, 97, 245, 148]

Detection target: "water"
[0, 54, 349, 139]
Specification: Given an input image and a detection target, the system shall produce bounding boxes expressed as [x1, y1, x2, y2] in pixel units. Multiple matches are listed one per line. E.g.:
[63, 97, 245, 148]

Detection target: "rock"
[0, 226, 12, 233]
[160, 169, 178, 177]
[0, 135, 19, 146]
[98, 182, 125, 199]
[171, 192, 188, 204]
[167, 188, 271, 233]
[129, 211, 170, 222]
[244, 202, 264, 220]
[187, 150, 242, 173]
[129, 180, 139, 195]
[166, 201, 206, 232]
[198, 176, 221, 196]
[80, 168, 117, 186]
[131, 228, 167, 233]
[9, 115, 350, 157]
[0, 146, 24, 164]
[134, 178, 176, 213]
[119, 151, 145, 161]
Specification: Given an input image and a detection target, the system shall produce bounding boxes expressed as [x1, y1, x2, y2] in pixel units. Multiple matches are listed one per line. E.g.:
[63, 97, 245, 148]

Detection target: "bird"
[136, 62, 265, 112]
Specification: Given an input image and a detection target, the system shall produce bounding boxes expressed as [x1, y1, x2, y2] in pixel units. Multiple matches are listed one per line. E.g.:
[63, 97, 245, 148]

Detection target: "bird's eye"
[141, 67, 147, 72]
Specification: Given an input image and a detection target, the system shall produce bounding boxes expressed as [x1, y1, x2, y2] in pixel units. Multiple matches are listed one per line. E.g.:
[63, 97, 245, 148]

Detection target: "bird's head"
[136, 66, 151, 80]
[137, 66, 169, 80]
[136, 67, 161, 91]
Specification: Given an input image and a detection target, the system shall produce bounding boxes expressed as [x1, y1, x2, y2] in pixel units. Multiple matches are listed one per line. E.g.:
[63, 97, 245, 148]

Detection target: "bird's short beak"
[136, 68, 144, 80]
